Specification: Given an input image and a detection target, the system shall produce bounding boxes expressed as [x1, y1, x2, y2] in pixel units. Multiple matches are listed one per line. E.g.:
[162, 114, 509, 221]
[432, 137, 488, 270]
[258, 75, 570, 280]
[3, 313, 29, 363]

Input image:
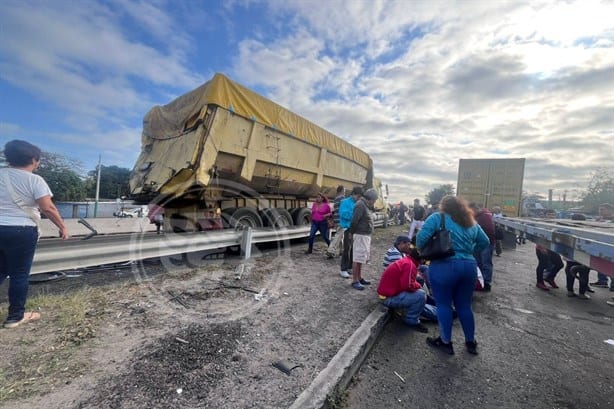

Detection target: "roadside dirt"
[0, 225, 406, 409]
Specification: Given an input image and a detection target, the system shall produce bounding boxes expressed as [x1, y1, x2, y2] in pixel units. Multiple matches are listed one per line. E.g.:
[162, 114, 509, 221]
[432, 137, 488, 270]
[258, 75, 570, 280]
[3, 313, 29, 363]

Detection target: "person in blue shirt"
[417, 195, 489, 355]
[338, 186, 362, 278]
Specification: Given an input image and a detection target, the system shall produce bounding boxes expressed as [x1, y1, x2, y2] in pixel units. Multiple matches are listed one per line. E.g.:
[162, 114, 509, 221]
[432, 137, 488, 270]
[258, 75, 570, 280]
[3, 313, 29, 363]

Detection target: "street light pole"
[94, 155, 101, 218]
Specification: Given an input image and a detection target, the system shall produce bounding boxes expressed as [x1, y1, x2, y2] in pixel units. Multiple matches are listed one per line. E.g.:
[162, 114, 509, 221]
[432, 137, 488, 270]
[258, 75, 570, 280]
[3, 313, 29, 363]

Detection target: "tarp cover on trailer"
[142, 73, 372, 169]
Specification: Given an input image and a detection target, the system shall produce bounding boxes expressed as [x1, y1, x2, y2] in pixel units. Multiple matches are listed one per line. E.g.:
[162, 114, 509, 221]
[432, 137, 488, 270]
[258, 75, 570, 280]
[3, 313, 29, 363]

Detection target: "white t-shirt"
[0, 168, 53, 226]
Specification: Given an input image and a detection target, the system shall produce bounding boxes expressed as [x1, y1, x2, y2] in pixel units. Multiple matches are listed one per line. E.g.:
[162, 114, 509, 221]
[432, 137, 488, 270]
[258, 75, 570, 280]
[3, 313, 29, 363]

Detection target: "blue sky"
[1, 0, 613, 203]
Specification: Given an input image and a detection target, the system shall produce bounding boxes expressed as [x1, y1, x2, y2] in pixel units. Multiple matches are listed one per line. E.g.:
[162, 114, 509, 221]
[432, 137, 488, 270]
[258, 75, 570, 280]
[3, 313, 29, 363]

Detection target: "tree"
[426, 184, 455, 206]
[36, 152, 86, 201]
[85, 165, 132, 199]
[581, 168, 614, 213]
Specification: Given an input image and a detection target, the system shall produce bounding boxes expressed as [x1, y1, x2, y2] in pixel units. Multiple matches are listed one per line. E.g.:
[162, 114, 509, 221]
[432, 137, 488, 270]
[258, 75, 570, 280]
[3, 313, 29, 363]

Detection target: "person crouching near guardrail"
[0, 140, 70, 329]
[417, 195, 490, 356]
[535, 209, 563, 291]
[377, 255, 429, 333]
[382, 235, 438, 322]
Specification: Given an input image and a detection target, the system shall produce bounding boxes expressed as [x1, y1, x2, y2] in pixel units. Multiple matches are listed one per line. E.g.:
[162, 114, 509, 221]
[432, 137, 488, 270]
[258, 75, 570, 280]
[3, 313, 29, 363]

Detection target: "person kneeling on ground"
[377, 257, 429, 333]
[382, 236, 437, 321]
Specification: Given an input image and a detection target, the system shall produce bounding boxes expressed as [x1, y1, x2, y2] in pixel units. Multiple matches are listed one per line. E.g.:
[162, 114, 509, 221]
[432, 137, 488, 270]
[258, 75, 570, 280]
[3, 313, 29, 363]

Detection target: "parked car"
[114, 206, 148, 218]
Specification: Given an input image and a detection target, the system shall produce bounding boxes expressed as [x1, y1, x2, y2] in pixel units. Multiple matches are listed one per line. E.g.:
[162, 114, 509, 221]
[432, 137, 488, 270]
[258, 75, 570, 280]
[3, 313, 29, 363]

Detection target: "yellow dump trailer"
[130, 73, 382, 231]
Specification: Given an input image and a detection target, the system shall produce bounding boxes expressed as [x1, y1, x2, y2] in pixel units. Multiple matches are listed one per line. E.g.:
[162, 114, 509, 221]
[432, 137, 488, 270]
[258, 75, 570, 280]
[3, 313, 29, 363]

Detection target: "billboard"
[457, 158, 525, 217]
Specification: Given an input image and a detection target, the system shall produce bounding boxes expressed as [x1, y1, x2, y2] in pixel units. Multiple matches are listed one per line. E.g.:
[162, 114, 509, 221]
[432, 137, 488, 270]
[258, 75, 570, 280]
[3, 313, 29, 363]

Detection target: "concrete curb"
[290, 304, 390, 409]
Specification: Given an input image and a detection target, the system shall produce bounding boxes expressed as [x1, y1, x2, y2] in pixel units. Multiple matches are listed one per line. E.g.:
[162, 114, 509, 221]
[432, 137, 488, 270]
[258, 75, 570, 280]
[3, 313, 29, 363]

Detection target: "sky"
[1, 0, 613, 204]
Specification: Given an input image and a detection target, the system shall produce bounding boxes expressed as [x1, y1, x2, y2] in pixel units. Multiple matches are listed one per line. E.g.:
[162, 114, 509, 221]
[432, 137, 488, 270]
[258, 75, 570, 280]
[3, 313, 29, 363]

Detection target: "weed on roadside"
[0, 286, 111, 403]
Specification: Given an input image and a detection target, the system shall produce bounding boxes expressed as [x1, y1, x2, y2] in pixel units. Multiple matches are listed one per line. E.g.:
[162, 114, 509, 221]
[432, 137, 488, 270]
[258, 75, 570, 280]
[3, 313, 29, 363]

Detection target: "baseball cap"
[394, 235, 411, 246]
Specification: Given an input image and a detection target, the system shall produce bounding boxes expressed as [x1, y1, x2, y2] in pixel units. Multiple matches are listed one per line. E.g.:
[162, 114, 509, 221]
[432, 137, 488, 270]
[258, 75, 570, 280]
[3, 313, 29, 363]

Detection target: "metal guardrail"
[495, 217, 614, 275]
[32, 216, 387, 275]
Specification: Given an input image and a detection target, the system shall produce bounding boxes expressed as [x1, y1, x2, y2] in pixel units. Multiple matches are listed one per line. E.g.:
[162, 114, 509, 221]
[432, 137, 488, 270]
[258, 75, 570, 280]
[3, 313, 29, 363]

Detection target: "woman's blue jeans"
[0, 225, 38, 322]
[307, 220, 330, 250]
[429, 258, 477, 343]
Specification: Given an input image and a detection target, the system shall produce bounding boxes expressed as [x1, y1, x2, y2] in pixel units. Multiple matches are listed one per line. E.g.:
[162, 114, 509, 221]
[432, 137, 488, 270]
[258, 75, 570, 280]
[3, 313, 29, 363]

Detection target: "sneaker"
[325, 252, 335, 259]
[536, 282, 550, 291]
[545, 278, 559, 289]
[407, 323, 428, 333]
[590, 282, 608, 288]
[339, 270, 350, 279]
[586, 286, 595, 293]
[351, 281, 365, 291]
[482, 283, 491, 292]
[3, 311, 41, 329]
[359, 278, 371, 285]
[426, 336, 454, 355]
[577, 293, 591, 300]
[606, 301, 614, 307]
[465, 340, 478, 355]
[304, 249, 313, 254]
[567, 291, 577, 297]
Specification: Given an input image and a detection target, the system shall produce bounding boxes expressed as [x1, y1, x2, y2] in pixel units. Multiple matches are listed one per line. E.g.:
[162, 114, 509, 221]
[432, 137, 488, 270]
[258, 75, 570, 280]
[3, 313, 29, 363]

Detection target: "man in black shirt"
[408, 198, 426, 240]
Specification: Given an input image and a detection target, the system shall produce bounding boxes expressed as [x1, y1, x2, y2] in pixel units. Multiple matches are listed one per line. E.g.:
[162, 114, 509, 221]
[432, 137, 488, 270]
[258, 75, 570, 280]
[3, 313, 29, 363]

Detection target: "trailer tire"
[275, 208, 293, 227]
[262, 208, 293, 228]
[292, 207, 311, 226]
[223, 207, 263, 230]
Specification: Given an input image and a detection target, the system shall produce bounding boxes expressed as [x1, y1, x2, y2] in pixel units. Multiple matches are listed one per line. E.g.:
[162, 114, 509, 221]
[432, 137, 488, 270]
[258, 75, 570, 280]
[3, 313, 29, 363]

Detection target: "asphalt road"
[345, 242, 614, 409]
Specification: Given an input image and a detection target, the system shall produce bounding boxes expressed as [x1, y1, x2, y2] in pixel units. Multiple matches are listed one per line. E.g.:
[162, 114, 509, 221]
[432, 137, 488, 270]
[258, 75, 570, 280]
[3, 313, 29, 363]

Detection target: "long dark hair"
[440, 195, 475, 227]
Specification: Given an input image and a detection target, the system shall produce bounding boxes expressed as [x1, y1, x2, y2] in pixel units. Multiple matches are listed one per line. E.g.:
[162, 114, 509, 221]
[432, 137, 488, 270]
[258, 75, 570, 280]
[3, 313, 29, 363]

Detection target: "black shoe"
[465, 340, 478, 355]
[586, 287, 595, 293]
[359, 278, 371, 285]
[482, 283, 491, 292]
[426, 336, 454, 355]
[305, 249, 312, 254]
[407, 323, 428, 333]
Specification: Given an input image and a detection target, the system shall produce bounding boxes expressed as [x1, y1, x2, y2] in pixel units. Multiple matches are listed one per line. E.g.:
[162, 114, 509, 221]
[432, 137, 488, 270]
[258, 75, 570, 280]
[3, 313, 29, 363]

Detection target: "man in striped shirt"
[383, 235, 412, 267]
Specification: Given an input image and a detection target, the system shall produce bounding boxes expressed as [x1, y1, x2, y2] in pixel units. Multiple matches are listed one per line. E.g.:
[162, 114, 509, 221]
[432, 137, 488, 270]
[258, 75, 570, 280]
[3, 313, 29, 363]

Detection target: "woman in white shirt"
[0, 140, 69, 328]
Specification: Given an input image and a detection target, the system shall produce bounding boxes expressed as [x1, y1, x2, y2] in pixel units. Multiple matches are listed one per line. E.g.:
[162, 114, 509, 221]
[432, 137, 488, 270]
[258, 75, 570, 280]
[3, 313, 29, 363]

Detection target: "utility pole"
[94, 155, 101, 217]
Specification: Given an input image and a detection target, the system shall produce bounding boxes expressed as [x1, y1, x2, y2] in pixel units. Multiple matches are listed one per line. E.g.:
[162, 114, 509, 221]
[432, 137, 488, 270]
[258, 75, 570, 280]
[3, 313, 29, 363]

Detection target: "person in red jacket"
[377, 257, 428, 332]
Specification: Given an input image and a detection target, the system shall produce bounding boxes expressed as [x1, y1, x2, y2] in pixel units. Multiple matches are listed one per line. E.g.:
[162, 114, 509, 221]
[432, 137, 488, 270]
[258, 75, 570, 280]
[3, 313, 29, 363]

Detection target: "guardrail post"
[241, 227, 253, 260]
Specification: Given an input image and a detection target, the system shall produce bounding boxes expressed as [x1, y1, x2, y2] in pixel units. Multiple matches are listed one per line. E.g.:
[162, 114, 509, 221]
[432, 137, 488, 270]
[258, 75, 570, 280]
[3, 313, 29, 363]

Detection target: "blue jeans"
[429, 258, 477, 343]
[382, 289, 426, 325]
[307, 220, 330, 250]
[0, 226, 39, 322]
[421, 303, 438, 321]
[475, 244, 494, 284]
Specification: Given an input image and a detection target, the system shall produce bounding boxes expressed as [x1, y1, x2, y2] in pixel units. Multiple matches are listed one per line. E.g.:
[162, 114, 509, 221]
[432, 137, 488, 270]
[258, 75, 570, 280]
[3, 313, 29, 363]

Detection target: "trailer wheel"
[275, 208, 293, 227]
[223, 207, 263, 230]
[292, 207, 311, 226]
[261, 208, 294, 228]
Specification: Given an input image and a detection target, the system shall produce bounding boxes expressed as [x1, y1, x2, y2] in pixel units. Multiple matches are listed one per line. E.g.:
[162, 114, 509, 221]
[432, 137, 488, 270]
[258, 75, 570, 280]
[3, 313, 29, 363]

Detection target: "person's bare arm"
[36, 195, 70, 239]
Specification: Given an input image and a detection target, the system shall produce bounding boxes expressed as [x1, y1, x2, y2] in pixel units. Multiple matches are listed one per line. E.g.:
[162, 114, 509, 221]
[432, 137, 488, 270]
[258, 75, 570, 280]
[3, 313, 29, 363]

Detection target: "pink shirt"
[311, 202, 331, 222]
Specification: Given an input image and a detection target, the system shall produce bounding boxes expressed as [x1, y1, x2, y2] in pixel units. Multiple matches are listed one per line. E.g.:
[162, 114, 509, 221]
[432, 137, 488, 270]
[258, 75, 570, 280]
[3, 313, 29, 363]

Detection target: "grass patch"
[0, 286, 112, 402]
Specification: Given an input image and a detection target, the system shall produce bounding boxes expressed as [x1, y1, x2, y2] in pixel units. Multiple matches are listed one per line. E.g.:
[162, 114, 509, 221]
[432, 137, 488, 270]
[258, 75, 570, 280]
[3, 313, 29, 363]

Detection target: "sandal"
[4, 311, 41, 329]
